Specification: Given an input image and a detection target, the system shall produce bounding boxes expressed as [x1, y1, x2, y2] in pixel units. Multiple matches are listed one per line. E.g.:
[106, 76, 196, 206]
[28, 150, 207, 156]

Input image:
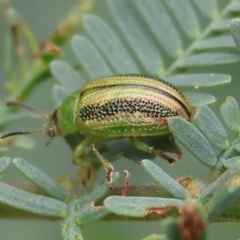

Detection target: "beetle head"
[44, 109, 59, 138]
[0, 101, 59, 144]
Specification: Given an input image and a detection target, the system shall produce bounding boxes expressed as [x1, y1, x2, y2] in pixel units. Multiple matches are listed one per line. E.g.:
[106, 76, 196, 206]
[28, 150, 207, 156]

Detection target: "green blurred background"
[1, 0, 240, 239]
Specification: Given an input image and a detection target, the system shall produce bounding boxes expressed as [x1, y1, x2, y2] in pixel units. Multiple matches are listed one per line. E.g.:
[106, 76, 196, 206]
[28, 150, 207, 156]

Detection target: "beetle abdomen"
[76, 75, 191, 138]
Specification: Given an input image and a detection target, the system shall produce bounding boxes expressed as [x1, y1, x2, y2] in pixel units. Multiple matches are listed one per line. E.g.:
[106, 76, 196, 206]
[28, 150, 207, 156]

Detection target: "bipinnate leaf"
[50, 61, 86, 93]
[196, 36, 235, 50]
[136, 0, 182, 57]
[65, 0, 236, 104]
[211, 19, 231, 31]
[76, 203, 109, 224]
[0, 156, 11, 173]
[107, 0, 163, 73]
[200, 161, 240, 204]
[104, 196, 183, 217]
[0, 182, 68, 217]
[71, 175, 119, 225]
[223, 156, 240, 169]
[83, 15, 139, 74]
[231, 18, 240, 53]
[62, 201, 83, 240]
[53, 85, 68, 105]
[77, 172, 119, 207]
[220, 96, 240, 133]
[167, 74, 231, 87]
[192, 0, 218, 19]
[194, 105, 230, 150]
[141, 160, 190, 200]
[72, 36, 112, 79]
[206, 171, 240, 221]
[164, 0, 200, 38]
[178, 52, 240, 68]
[185, 93, 216, 107]
[13, 158, 71, 202]
[168, 117, 217, 167]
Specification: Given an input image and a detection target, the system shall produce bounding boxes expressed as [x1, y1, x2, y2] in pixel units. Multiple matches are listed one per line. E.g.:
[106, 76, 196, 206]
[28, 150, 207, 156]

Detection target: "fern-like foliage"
[1, 0, 240, 240]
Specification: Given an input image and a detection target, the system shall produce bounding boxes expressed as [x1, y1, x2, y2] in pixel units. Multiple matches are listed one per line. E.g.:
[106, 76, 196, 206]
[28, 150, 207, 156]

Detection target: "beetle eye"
[48, 126, 56, 137]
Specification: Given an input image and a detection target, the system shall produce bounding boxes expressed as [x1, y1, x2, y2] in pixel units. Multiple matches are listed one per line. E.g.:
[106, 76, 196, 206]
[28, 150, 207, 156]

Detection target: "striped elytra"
[75, 75, 191, 138]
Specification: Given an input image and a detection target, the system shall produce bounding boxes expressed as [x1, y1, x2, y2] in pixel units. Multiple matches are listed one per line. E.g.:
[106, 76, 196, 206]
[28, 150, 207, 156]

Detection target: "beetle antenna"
[1, 129, 45, 139]
[6, 101, 48, 120]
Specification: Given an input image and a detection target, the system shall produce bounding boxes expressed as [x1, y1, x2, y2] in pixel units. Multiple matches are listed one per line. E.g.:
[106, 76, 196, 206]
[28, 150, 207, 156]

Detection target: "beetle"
[1, 74, 191, 188]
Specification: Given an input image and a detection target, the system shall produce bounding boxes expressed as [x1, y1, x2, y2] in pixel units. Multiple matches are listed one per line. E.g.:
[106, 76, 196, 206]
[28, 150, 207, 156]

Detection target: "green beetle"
[1, 74, 191, 187]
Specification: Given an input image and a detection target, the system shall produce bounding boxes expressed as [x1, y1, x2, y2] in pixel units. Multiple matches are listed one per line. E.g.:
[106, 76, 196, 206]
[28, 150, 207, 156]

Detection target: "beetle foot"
[150, 147, 177, 164]
[91, 144, 114, 189]
[106, 170, 113, 189]
[160, 152, 177, 164]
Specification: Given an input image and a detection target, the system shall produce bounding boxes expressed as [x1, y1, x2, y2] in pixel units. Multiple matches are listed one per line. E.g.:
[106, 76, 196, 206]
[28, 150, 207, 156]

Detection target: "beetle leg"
[91, 144, 114, 189]
[72, 137, 92, 164]
[130, 137, 176, 164]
